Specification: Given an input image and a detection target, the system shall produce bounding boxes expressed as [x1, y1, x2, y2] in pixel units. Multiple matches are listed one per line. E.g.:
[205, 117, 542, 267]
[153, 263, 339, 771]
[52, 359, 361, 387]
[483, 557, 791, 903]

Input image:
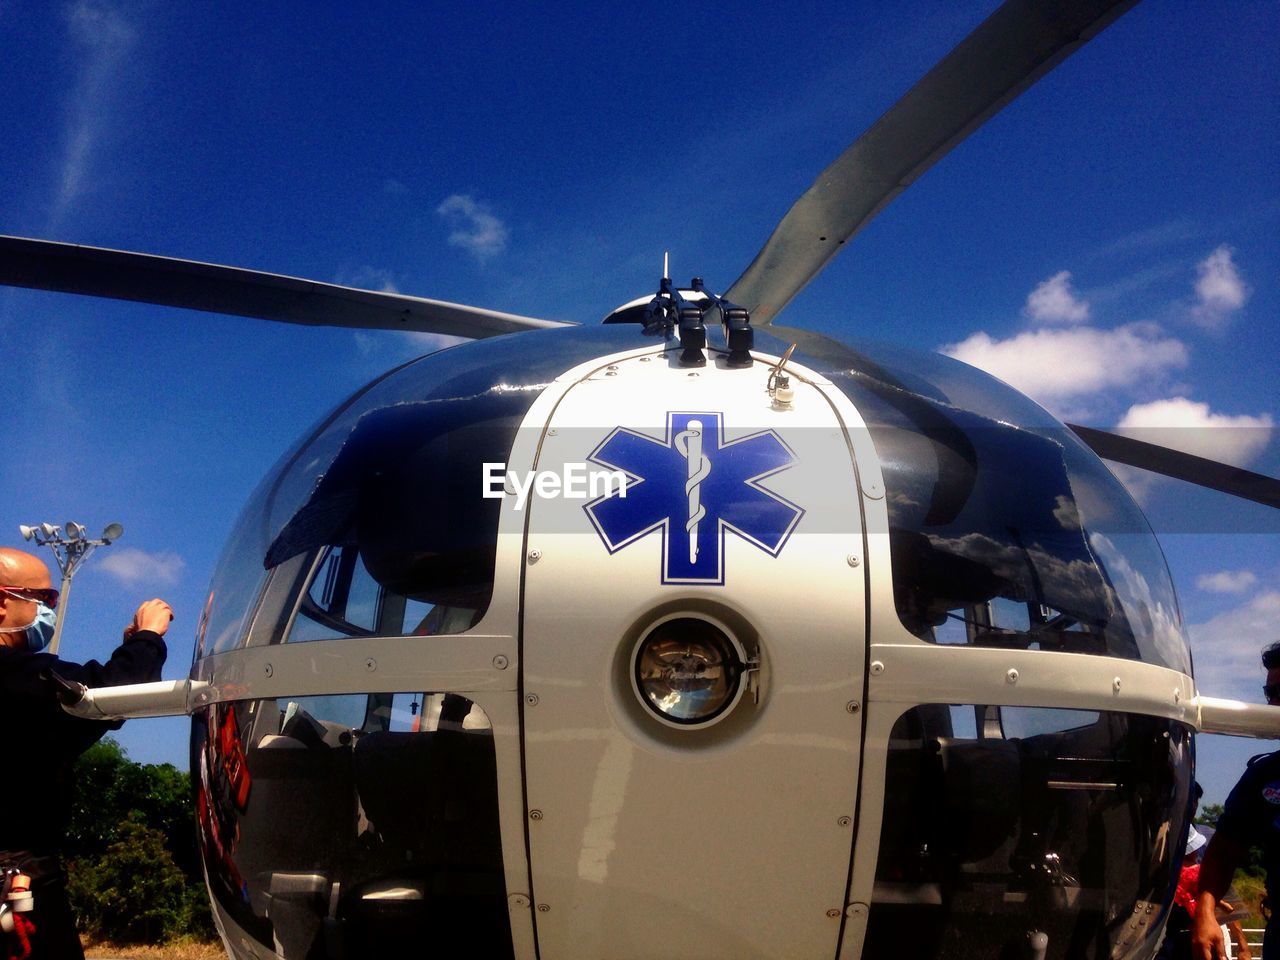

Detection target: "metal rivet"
[547, 428, 558, 437]
[826, 909, 841, 919]
[846, 554, 860, 567]
[526, 693, 539, 706]
[837, 816, 852, 827]
[1006, 668, 1019, 684]
[688, 372, 699, 377]
[528, 548, 542, 563]
[529, 809, 544, 821]
[493, 655, 509, 670]
[639, 356, 652, 362]
[846, 700, 860, 714]
[264, 663, 273, 678]
[509, 894, 530, 909]
[1174, 689, 1182, 703]
[605, 370, 618, 377]
[365, 658, 376, 673]
[1113, 677, 1122, 693]
[537, 904, 551, 913]
[870, 661, 885, 676]
[845, 902, 868, 919]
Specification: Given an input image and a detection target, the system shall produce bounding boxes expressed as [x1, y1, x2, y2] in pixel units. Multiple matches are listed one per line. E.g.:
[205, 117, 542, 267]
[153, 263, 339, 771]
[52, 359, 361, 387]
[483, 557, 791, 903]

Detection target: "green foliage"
[1195, 802, 1224, 827]
[1243, 844, 1268, 879]
[67, 813, 193, 943]
[67, 739, 199, 876]
[65, 738, 214, 943]
[1233, 872, 1268, 927]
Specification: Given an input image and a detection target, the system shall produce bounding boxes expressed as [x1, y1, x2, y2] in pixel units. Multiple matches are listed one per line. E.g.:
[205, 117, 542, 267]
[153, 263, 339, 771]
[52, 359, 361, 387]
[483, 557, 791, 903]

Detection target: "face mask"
[0, 602, 56, 652]
[25, 603, 57, 652]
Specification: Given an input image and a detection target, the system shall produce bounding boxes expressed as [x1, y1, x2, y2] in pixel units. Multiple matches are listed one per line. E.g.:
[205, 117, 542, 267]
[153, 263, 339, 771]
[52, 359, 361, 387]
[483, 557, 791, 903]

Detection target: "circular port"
[630, 615, 747, 727]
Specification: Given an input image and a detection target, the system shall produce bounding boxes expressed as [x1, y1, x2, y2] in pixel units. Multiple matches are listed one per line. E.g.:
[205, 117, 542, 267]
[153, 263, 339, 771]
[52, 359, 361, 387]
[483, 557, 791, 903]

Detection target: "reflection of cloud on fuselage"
[1053, 495, 1081, 530]
[897, 525, 1186, 671]
[1089, 532, 1187, 674]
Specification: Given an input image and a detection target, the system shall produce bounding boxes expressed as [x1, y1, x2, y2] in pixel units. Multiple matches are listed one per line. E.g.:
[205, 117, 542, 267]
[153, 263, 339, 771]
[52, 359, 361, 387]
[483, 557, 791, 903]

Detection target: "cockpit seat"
[935, 736, 1020, 869]
[351, 728, 503, 871]
[336, 728, 511, 955]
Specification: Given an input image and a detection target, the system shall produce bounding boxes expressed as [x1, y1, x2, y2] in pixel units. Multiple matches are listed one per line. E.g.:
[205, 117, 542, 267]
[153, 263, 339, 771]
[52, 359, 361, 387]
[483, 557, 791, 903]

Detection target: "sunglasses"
[1265, 684, 1280, 704]
[0, 586, 59, 609]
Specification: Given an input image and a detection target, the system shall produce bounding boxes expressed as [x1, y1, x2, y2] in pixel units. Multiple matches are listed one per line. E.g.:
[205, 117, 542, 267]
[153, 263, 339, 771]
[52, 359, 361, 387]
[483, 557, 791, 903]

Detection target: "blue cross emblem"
[584, 412, 803, 584]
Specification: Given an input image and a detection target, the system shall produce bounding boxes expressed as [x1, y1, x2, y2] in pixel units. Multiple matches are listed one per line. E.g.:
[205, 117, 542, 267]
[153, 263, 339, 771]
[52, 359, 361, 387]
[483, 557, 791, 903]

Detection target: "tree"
[1195, 802, 1224, 827]
[67, 813, 193, 944]
[65, 738, 214, 942]
[66, 739, 199, 875]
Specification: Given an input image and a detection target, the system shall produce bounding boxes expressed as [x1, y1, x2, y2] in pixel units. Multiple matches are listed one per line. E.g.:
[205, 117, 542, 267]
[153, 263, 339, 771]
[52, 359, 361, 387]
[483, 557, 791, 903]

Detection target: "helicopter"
[2, 1, 1278, 958]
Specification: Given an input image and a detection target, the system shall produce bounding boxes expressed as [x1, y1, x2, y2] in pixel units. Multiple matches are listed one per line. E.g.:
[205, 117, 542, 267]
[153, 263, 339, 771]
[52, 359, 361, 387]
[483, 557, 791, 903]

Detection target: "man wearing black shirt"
[1194, 641, 1280, 960]
[0, 547, 171, 959]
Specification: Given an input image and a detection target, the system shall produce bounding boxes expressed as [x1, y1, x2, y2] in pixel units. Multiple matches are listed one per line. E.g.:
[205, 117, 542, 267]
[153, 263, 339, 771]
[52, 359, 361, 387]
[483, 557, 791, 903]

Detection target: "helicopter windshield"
[196, 327, 647, 657]
[769, 331, 1189, 673]
[193, 691, 512, 956]
[866, 702, 1191, 959]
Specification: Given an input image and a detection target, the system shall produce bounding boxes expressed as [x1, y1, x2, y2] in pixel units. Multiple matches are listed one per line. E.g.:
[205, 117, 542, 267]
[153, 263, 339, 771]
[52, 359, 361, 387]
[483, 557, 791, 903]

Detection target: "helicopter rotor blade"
[1069, 424, 1280, 510]
[0, 235, 569, 339]
[726, 0, 1138, 326]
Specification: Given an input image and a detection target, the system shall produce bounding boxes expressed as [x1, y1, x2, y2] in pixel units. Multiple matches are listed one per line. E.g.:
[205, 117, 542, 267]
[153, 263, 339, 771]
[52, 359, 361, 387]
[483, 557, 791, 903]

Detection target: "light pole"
[18, 521, 124, 655]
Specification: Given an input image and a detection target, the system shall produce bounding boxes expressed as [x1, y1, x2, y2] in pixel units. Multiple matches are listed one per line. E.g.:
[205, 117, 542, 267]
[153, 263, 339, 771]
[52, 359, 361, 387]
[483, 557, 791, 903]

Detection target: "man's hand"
[1191, 895, 1228, 959]
[124, 599, 174, 639]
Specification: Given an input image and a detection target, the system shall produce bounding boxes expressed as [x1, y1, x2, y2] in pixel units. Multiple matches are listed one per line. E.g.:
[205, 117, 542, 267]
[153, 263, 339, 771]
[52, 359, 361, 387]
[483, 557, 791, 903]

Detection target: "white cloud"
[1188, 590, 1280, 703]
[97, 547, 185, 587]
[1116, 397, 1273, 468]
[337, 266, 399, 294]
[1023, 270, 1089, 324]
[1097, 219, 1199, 258]
[942, 323, 1188, 413]
[1190, 245, 1248, 329]
[50, 0, 136, 229]
[1197, 570, 1259, 595]
[436, 194, 509, 261]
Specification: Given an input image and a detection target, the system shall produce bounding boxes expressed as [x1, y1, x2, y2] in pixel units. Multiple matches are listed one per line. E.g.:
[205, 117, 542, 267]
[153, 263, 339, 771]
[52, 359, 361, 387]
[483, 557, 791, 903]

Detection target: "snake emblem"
[675, 419, 712, 563]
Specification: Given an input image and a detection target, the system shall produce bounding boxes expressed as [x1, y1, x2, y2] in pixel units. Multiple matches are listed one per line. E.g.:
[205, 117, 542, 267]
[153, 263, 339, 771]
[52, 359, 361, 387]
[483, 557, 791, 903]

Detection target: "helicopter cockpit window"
[192, 691, 511, 957]
[195, 326, 671, 657]
[285, 544, 482, 643]
[866, 702, 1191, 960]
[197, 479, 275, 658]
[818, 338, 1188, 673]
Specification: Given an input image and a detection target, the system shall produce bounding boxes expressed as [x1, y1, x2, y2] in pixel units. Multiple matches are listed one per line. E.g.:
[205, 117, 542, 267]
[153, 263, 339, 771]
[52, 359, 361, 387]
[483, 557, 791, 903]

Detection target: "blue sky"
[0, 0, 1276, 803]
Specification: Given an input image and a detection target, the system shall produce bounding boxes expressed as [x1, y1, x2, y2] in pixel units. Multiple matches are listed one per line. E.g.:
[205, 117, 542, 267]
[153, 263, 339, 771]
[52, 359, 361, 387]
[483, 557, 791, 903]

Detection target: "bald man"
[0, 547, 171, 960]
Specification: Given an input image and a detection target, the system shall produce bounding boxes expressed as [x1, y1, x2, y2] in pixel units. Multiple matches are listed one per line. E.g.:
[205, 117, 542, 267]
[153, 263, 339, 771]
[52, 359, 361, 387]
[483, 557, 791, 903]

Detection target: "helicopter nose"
[517, 345, 872, 956]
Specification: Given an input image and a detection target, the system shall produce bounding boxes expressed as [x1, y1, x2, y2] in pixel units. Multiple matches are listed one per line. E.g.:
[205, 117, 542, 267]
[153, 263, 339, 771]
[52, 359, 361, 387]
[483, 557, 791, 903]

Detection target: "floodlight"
[39, 523, 58, 538]
[65, 522, 87, 540]
[18, 525, 36, 541]
[102, 523, 124, 543]
[631, 614, 748, 727]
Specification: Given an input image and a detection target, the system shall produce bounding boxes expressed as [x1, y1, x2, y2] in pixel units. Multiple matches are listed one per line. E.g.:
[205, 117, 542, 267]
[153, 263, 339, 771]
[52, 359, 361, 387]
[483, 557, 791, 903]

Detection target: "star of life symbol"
[584, 412, 803, 584]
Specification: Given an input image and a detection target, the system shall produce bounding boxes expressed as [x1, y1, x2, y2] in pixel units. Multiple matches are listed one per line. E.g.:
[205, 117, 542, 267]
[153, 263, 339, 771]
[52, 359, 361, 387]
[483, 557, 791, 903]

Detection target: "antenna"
[663, 251, 669, 282]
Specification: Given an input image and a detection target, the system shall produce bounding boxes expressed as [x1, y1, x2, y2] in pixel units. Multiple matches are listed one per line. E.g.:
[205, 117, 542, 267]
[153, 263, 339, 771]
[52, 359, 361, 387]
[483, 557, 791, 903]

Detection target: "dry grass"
[82, 937, 224, 960]
[1233, 871, 1268, 926]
